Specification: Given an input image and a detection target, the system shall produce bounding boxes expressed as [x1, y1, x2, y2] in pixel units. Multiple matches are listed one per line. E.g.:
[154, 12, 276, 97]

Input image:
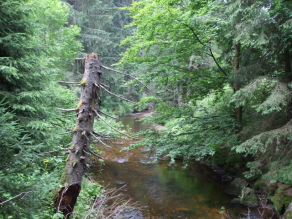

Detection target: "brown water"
[91, 111, 272, 219]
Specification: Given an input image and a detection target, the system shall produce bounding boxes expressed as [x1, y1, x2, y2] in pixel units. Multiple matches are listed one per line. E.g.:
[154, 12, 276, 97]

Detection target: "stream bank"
[91, 111, 283, 218]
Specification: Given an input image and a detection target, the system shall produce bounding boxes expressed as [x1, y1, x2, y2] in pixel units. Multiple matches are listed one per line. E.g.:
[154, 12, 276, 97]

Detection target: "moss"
[253, 180, 269, 193]
[51, 185, 63, 203]
[70, 145, 75, 150]
[60, 170, 69, 186]
[284, 203, 292, 218]
[80, 78, 87, 85]
[231, 190, 258, 208]
[72, 159, 78, 168]
[77, 100, 82, 109]
[240, 188, 258, 207]
[65, 155, 69, 162]
[270, 189, 292, 214]
[73, 124, 79, 132]
[268, 183, 278, 196]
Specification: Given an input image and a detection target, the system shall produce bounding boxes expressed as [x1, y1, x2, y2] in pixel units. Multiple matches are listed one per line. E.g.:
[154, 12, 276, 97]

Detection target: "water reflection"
[91, 111, 263, 218]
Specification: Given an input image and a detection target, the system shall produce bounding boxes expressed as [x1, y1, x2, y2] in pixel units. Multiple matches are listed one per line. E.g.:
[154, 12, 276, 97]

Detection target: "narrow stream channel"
[91, 111, 261, 219]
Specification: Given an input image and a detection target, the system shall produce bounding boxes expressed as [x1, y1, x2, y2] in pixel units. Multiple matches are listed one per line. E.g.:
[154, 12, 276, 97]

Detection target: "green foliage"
[133, 89, 237, 164]
[121, 0, 292, 185]
[0, 0, 82, 217]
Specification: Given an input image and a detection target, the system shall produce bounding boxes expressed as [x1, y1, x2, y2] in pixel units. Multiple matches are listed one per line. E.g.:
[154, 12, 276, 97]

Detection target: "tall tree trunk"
[56, 53, 102, 218]
[284, 49, 291, 76]
[233, 42, 242, 130]
[284, 49, 292, 118]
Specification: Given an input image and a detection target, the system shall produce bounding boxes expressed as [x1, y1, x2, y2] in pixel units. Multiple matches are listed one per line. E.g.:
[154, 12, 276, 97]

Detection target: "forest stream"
[91, 111, 267, 219]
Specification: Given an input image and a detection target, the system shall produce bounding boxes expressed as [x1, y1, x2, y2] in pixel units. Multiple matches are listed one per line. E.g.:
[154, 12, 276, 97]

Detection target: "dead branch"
[90, 132, 111, 148]
[80, 185, 140, 219]
[98, 84, 136, 104]
[0, 191, 33, 206]
[59, 131, 74, 135]
[93, 110, 135, 139]
[57, 108, 78, 113]
[57, 187, 69, 213]
[89, 149, 104, 159]
[92, 131, 112, 139]
[101, 65, 163, 103]
[59, 81, 81, 86]
[100, 82, 109, 88]
[82, 149, 104, 160]
[38, 148, 69, 154]
[97, 110, 117, 120]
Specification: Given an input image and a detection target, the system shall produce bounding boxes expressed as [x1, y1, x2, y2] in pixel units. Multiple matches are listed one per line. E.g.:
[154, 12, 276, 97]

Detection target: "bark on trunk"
[56, 53, 102, 218]
[233, 43, 243, 130]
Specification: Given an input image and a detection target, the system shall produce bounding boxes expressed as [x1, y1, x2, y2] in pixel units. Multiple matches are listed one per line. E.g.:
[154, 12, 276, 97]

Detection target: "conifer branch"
[98, 84, 136, 104]
[90, 132, 111, 148]
[93, 110, 135, 139]
[101, 65, 163, 103]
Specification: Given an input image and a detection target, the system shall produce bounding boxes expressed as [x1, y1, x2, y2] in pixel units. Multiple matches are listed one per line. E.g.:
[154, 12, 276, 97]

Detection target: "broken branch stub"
[56, 53, 102, 218]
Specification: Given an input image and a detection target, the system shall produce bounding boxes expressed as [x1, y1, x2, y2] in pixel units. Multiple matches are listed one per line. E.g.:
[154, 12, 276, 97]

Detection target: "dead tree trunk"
[56, 53, 102, 218]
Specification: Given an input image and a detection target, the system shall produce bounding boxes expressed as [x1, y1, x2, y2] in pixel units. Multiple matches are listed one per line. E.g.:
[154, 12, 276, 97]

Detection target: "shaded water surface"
[91, 111, 263, 218]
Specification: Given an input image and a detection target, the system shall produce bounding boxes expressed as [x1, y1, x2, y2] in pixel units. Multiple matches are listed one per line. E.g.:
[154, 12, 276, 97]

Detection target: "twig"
[90, 132, 111, 148]
[98, 84, 136, 104]
[101, 65, 163, 103]
[0, 191, 33, 205]
[93, 110, 136, 139]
